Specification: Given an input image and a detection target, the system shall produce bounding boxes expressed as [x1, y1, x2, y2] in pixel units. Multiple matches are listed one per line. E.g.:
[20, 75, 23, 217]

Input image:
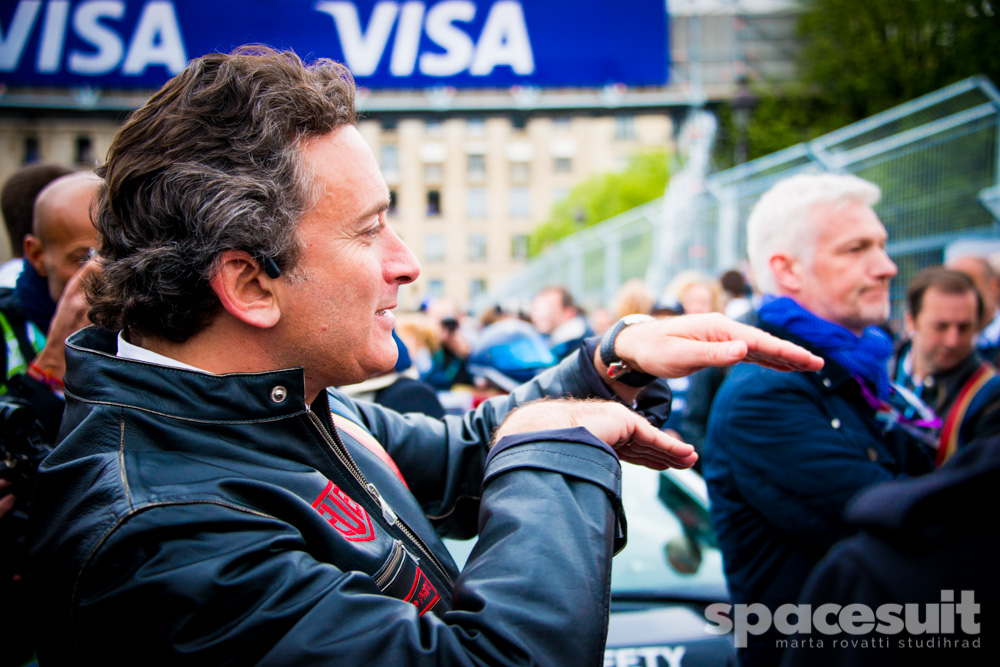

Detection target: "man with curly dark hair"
[29, 46, 821, 665]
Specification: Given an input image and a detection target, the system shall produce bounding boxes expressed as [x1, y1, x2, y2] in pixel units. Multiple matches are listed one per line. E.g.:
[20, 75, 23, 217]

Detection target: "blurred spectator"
[612, 278, 654, 319]
[720, 269, 753, 320]
[394, 312, 437, 376]
[421, 297, 474, 390]
[704, 173, 934, 666]
[891, 267, 1000, 465]
[339, 330, 445, 418]
[0, 163, 74, 288]
[529, 286, 593, 360]
[478, 304, 507, 328]
[663, 271, 724, 315]
[588, 308, 615, 336]
[0, 172, 100, 438]
[946, 254, 1000, 364]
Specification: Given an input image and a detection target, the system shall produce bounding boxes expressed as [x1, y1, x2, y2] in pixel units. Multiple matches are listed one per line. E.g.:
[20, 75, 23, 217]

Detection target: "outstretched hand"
[494, 398, 698, 470]
[606, 313, 823, 378]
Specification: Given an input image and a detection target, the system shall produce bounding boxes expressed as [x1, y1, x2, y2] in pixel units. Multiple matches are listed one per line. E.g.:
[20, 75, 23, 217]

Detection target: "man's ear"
[23, 234, 46, 276]
[769, 254, 802, 294]
[209, 250, 281, 329]
[903, 311, 916, 338]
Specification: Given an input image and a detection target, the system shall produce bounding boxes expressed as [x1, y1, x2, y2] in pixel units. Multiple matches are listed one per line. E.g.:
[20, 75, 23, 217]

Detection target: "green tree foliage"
[714, 0, 999, 166]
[798, 0, 999, 119]
[528, 149, 669, 257]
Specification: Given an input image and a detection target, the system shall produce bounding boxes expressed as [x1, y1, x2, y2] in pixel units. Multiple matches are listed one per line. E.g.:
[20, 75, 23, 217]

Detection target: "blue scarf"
[14, 261, 56, 333]
[758, 295, 894, 399]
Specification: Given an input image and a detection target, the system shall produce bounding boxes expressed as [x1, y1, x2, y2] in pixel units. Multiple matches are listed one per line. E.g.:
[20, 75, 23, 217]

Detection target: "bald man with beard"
[0, 172, 100, 437]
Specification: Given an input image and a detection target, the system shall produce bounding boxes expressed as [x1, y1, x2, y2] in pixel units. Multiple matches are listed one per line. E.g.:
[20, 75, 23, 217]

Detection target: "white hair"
[747, 173, 881, 295]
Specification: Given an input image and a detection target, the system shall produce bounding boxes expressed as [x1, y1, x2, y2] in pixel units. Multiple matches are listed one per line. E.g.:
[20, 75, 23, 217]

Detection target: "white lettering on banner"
[603, 645, 686, 667]
[122, 1, 187, 74]
[420, 1, 475, 76]
[469, 1, 532, 75]
[315, 1, 398, 76]
[0, 0, 42, 71]
[314, 0, 535, 78]
[389, 1, 423, 76]
[0, 0, 187, 76]
[38, 0, 69, 73]
[70, 1, 126, 75]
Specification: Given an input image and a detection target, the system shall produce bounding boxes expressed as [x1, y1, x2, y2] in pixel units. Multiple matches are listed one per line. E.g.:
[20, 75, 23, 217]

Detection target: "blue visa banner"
[0, 1, 669, 89]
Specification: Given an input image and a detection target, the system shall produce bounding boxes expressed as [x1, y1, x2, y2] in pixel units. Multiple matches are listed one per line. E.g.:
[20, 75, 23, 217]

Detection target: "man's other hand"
[494, 398, 698, 470]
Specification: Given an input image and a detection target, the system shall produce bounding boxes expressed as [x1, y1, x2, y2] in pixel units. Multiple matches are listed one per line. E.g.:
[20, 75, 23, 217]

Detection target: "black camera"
[0, 399, 50, 667]
[1, 397, 52, 578]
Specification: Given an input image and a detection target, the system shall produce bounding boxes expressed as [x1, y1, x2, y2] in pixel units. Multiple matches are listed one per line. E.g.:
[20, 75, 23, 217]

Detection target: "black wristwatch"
[599, 314, 656, 387]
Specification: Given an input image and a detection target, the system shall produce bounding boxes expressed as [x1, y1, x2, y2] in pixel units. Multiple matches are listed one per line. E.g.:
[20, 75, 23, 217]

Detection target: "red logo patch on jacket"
[405, 568, 440, 616]
[312, 480, 375, 542]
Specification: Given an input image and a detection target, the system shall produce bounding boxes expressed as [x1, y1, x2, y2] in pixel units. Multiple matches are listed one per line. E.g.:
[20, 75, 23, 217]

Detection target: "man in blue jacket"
[704, 173, 934, 666]
[28, 46, 821, 666]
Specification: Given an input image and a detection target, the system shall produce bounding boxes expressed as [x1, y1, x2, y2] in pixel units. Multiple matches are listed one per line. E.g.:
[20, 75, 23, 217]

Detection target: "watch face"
[622, 314, 654, 326]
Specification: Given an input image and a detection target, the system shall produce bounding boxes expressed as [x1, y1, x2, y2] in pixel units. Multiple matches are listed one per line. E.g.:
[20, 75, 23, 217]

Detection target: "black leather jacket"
[30, 327, 628, 666]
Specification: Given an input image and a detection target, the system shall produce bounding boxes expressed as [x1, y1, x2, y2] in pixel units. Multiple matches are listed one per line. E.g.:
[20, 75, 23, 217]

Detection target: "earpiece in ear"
[262, 257, 281, 279]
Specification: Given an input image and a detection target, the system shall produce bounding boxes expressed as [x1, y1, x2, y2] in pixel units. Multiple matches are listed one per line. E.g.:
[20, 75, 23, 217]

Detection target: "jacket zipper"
[374, 540, 405, 589]
[306, 410, 455, 589]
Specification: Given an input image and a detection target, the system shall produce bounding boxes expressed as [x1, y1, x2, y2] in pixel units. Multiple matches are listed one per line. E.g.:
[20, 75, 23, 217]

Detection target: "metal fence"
[478, 76, 1000, 323]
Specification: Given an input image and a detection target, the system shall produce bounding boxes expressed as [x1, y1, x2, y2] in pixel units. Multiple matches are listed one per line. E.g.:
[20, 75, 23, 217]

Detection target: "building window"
[424, 162, 443, 184]
[511, 114, 527, 131]
[553, 116, 571, 130]
[552, 187, 570, 205]
[425, 119, 443, 136]
[75, 136, 94, 165]
[381, 145, 399, 173]
[381, 117, 398, 132]
[509, 187, 530, 218]
[470, 278, 487, 299]
[467, 117, 485, 136]
[428, 279, 445, 297]
[467, 154, 486, 180]
[510, 162, 530, 183]
[425, 234, 445, 263]
[554, 157, 572, 173]
[614, 115, 636, 140]
[388, 190, 398, 217]
[23, 136, 39, 164]
[512, 234, 529, 260]
[468, 234, 487, 262]
[466, 187, 487, 219]
[426, 190, 441, 217]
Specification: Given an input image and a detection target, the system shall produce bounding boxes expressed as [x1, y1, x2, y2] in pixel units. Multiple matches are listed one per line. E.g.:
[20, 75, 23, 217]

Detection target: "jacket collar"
[892, 339, 983, 394]
[65, 327, 311, 422]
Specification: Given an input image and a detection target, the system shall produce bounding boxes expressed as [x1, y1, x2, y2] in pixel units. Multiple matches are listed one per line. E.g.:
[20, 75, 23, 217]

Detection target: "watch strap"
[599, 316, 656, 387]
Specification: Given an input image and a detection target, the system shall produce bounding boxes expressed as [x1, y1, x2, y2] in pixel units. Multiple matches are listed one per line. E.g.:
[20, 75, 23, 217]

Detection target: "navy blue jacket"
[784, 436, 1000, 666]
[29, 327, 631, 666]
[703, 322, 933, 665]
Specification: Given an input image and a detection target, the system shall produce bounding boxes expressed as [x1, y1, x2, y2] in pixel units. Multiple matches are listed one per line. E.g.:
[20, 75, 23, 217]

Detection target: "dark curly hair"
[88, 46, 356, 342]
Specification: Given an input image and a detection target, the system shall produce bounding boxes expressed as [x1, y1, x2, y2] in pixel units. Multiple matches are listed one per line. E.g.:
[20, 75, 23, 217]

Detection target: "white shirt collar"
[116, 331, 213, 374]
